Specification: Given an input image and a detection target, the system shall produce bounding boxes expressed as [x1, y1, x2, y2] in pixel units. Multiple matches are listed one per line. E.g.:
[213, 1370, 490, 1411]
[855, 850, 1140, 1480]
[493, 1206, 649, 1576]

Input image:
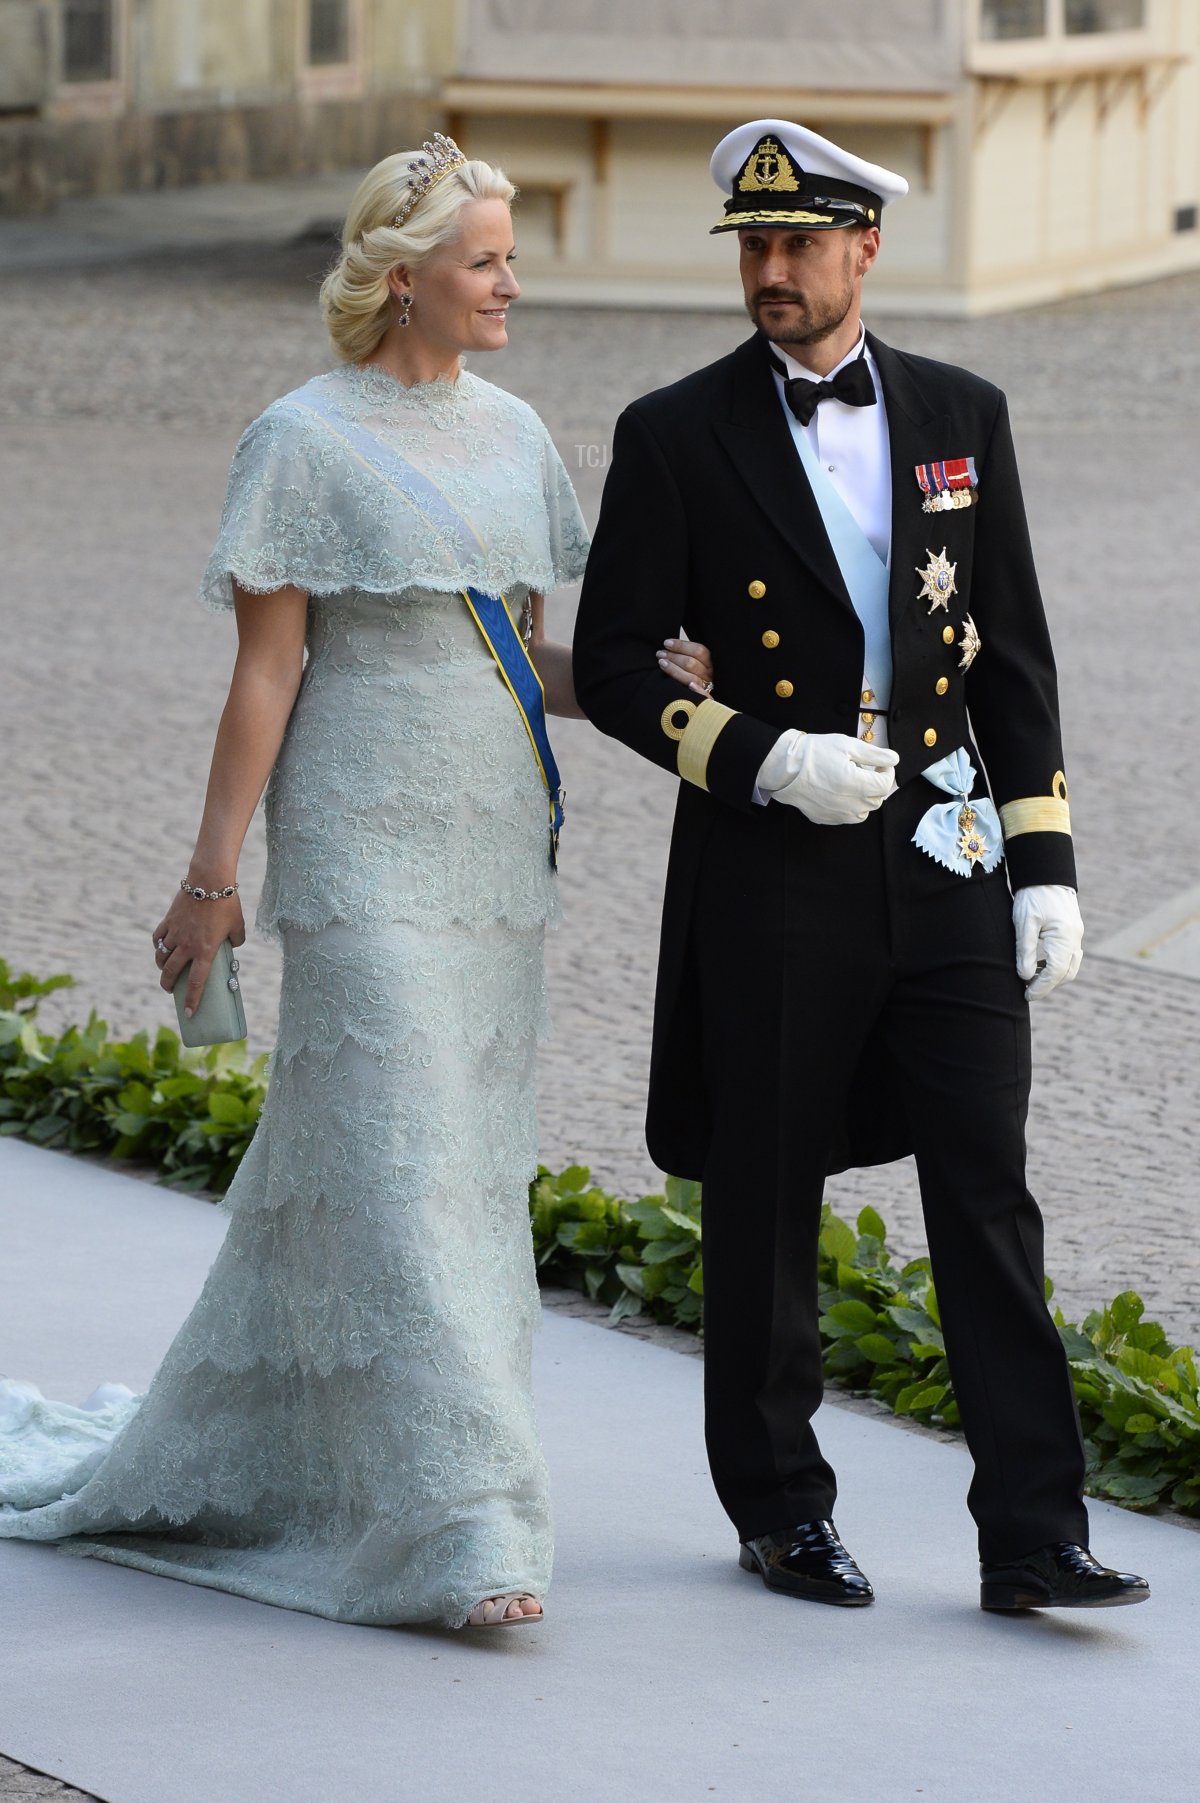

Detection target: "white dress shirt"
[760, 325, 894, 769]
[769, 326, 892, 566]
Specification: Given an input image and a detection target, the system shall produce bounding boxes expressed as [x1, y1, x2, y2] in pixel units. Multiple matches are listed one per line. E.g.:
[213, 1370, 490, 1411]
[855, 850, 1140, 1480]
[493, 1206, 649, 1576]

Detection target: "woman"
[0, 140, 712, 1629]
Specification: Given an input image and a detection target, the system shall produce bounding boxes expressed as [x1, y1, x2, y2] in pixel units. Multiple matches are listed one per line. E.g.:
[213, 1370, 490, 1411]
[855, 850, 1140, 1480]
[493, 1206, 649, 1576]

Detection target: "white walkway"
[0, 1138, 1193, 1803]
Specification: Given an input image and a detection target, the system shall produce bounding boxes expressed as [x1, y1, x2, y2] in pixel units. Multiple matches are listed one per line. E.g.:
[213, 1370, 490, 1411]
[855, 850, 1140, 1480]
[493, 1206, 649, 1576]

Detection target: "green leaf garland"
[2, 959, 1196, 1517]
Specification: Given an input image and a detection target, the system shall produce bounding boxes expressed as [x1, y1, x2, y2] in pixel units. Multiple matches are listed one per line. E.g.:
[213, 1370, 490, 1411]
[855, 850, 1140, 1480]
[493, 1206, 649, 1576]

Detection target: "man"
[572, 120, 1148, 1613]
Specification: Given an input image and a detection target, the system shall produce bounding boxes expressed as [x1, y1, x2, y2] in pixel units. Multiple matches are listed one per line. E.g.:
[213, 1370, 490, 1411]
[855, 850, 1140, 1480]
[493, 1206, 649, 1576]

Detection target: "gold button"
[761, 630, 780, 649]
[863, 730, 875, 743]
[775, 679, 794, 699]
[748, 580, 766, 599]
[942, 625, 955, 645]
[924, 728, 938, 748]
[936, 677, 949, 696]
[861, 711, 875, 725]
[861, 688, 874, 704]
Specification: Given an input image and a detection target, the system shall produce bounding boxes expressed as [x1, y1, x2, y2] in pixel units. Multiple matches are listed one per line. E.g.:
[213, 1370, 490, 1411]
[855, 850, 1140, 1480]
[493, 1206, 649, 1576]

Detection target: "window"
[980, 0, 1145, 41]
[1064, 0, 1144, 29]
[308, 0, 350, 66]
[980, 0, 1047, 37]
[62, 0, 114, 82]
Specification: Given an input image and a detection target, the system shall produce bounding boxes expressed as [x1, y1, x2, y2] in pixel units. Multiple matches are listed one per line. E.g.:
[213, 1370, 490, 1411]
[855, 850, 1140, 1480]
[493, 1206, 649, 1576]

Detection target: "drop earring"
[398, 293, 413, 328]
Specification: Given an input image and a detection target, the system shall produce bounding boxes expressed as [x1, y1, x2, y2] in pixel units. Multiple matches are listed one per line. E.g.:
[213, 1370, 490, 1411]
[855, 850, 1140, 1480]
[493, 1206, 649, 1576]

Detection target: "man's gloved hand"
[1013, 884, 1084, 1000]
[757, 730, 899, 826]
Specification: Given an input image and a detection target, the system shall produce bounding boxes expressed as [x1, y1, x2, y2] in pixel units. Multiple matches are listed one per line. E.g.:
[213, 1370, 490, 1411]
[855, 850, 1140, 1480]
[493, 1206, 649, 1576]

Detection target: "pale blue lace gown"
[0, 364, 590, 1626]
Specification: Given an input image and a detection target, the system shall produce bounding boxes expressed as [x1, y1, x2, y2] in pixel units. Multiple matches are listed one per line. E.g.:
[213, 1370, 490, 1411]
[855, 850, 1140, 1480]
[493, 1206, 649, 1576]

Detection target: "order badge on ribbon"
[913, 748, 1004, 878]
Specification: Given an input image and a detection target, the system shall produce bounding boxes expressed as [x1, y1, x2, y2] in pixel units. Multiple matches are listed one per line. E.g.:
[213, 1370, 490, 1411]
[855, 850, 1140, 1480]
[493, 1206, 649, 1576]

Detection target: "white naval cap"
[709, 118, 908, 234]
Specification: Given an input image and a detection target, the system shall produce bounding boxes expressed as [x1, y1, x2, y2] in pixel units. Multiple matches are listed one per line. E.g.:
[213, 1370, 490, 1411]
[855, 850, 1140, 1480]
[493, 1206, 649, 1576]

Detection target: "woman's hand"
[658, 637, 715, 697]
[152, 891, 246, 1016]
[149, 580, 305, 1016]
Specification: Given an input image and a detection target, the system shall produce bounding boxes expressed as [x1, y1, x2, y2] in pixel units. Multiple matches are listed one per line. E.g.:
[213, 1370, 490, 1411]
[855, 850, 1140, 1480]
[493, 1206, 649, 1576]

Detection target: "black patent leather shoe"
[980, 1542, 1150, 1611]
[739, 1519, 874, 1606]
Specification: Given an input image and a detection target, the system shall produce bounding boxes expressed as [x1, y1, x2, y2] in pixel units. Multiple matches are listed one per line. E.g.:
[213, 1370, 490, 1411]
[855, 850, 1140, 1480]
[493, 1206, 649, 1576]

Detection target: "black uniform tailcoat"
[572, 330, 1076, 1182]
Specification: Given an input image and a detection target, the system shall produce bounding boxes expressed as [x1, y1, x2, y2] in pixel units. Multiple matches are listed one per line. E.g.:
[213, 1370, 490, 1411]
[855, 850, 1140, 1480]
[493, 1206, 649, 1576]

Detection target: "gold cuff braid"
[999, 795, 1072, 838]
[677, 698, 738, 791]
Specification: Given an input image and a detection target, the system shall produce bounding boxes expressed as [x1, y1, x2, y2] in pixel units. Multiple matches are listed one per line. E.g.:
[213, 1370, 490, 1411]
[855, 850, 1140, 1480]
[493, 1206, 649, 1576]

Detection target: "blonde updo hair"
[319, 150, 516, 364]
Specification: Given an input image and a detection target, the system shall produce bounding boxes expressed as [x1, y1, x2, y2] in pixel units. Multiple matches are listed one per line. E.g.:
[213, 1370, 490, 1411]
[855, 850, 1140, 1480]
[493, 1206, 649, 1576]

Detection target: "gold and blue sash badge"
[913, 749, 1003, 878]
[461, 588, 565, 869]
[916, 457, 977, 513]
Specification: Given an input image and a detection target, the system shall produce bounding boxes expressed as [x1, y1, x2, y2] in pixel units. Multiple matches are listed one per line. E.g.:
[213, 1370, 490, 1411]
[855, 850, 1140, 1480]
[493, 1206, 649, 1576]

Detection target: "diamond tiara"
[390, 132, 467, 228]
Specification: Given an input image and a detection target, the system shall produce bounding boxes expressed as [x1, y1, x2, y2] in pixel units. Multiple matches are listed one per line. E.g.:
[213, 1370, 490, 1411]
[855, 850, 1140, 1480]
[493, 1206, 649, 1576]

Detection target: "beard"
[746, 243, 855, 346]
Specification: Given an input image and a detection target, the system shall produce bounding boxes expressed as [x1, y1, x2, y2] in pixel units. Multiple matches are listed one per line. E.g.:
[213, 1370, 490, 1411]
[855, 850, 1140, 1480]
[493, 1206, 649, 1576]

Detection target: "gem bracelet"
[180, 878, 239, 901]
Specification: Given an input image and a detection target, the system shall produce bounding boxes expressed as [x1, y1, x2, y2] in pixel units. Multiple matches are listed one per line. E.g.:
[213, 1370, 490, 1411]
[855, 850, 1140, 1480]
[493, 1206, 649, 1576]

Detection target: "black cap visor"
[711, 178, 882, 235]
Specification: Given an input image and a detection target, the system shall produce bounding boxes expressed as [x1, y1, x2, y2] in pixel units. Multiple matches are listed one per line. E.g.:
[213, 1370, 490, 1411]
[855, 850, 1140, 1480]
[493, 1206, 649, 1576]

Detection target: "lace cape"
[200, 363, 590, 609]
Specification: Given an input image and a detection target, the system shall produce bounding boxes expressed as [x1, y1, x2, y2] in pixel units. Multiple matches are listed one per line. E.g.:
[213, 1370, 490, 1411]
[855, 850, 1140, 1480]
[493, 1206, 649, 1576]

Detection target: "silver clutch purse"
[172, 938, 247, 1047]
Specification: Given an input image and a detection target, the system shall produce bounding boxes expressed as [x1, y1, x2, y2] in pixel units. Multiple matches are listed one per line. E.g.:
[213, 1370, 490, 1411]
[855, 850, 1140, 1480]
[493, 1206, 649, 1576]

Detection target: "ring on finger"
[156, 938, 169, 954]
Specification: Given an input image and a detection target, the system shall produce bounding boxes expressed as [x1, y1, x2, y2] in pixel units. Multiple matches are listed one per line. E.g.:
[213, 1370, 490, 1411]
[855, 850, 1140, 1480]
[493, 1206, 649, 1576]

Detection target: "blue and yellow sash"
[461, 585, 564, 856]
[289, 379, 564, 865]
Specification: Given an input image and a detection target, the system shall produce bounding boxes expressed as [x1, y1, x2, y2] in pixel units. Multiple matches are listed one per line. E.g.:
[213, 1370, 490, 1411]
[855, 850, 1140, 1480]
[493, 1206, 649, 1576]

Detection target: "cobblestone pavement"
[0, 1757, 96, 1801]
[1, 243, 1198, 1356]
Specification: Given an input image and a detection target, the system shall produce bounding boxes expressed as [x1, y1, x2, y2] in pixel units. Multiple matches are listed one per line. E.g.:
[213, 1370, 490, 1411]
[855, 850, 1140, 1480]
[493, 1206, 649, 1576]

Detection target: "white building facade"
[1, 1, 1196, 313]
[443, 0, 1200, 314]
[0, 0, 450, 213]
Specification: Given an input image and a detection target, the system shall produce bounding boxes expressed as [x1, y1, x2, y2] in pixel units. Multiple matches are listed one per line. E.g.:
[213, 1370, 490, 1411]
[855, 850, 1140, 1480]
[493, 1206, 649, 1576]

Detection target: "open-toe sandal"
[465, 1592, 543, 1628]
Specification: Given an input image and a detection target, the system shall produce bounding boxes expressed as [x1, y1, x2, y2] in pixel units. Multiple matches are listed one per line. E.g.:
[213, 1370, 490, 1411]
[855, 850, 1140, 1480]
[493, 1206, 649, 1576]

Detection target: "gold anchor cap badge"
[916, 547, 958, 613]
[738, 138, 801, 193]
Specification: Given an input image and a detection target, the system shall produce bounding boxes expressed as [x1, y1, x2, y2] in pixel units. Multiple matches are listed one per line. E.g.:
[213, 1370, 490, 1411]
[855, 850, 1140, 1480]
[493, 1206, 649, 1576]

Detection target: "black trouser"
[693, 777, 1088, 1563]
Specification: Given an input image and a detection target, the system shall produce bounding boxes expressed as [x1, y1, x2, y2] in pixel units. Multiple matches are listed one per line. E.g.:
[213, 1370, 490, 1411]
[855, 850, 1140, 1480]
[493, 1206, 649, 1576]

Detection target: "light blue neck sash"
[780, 381, 998, 874]
[787, 413, 893, 710]
[288, 380, 564, 864]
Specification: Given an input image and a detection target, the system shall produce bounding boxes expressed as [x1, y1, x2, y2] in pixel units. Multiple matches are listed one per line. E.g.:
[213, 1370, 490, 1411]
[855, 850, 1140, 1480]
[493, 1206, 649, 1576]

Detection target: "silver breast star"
[958, 613, 981, 671]
[916, 547, 958, 613]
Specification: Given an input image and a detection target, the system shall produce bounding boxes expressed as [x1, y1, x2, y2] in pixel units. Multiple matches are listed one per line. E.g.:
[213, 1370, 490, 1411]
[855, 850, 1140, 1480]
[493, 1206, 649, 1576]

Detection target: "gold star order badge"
[916, 547, 958, 613]
[957, 803, 987, 863]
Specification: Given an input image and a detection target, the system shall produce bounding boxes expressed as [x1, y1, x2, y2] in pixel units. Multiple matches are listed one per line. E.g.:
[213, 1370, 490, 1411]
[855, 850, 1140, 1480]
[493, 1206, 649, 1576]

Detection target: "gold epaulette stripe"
[999, 796, 1072, 838]
[677, 698, 738, 791]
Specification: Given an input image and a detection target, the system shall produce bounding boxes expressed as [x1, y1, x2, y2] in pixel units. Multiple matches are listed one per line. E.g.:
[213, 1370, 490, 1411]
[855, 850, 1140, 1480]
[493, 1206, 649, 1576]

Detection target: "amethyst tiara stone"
[390, 133, 467, 228]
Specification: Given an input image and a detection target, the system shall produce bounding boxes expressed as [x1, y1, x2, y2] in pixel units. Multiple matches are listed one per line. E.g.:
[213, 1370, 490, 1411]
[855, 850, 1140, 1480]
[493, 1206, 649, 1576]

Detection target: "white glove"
[757, 729, 899, 826]
[1013, 884, 1084, 1000]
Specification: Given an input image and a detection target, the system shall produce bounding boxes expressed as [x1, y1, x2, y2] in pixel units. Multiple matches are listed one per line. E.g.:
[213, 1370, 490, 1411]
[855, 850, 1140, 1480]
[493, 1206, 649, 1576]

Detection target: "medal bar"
[916, 457, 978, 513]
